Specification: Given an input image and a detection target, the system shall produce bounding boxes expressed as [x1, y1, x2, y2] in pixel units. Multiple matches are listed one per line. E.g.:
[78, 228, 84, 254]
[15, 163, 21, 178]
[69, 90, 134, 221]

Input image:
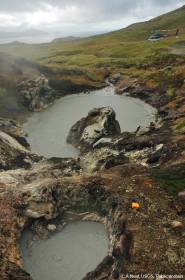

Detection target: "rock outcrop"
[0, 158, 184, 279]
[0, 119, 36, 171]
[0, 260, 32, 280]
[0, 72, 185, 279]
[0, 131, 31, 170]
[17, 76, 57, 112]
[79, 147, 127, 172]
[67, 107, 170, 171]
[67, 107, 121, 151]
[0, 118, 22, 137]
[108, 73, 122, 84]
[0, 156, 132, 279]
[0, 107, 185, 280]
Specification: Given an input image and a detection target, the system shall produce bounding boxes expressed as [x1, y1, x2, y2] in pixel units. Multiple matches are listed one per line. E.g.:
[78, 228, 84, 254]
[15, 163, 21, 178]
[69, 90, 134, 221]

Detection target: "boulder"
[17, 76, 57, 112]
[47, 224, 57, 232]
[170, 220, 183, 230]
[178, 190, 185, 201]
[0, 118, 30, 149]
[109, 73, 122, 84]
[0, 118, 22, 137]
[67, 107, 121, 151]
[0, 130, 32, 170]
[0, 131, 29, 154]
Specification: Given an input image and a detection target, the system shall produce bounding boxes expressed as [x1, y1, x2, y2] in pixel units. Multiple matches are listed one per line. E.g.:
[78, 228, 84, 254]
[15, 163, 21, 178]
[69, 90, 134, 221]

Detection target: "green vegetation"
[0, 5, 184, 119]
[110, 5, 185, 41]
[0, 5, 185, 76]
[151, 166, 185, 194]
[176, 119, 185, 130]
[166, 87, 175, 97]
[0, 36, 184, 70]
[0, 87, 7, 97]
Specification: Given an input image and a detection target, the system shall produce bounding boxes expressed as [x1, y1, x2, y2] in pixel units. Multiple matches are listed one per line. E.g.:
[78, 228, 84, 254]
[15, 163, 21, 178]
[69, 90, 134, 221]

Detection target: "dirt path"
[169, 47, 185, 55]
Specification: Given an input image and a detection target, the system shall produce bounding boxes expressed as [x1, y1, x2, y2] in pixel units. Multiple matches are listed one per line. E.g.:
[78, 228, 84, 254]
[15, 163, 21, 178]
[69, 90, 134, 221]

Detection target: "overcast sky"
[0, 0, 184, 43]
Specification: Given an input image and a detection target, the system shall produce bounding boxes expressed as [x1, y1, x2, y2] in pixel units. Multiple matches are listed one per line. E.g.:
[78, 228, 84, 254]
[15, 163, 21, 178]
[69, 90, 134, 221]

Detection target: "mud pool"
[20, 221, 109, 280]
[24, 85, 155, 158]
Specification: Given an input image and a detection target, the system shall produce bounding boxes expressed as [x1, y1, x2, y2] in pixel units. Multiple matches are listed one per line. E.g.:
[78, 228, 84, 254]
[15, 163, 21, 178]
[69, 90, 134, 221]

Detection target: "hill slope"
[0, 5, 185, 65]
[0, 4, 185, 120]
[105, 4, 185, 41]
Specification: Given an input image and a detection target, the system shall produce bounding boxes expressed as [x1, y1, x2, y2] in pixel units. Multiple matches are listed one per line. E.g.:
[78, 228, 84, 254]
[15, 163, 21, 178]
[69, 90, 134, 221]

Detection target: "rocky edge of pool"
[0, 74, 185, 280]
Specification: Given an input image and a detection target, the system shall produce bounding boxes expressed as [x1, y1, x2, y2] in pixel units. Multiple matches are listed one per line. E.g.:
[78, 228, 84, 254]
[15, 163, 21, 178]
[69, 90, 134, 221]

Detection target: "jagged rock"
[0, 118, 22, 137]
[67, 107, 121, 151]
[47, 224, 57, 232]
[178, 190, 185, 201]
[109, 73, 122, 84]
[0, 131, 29, 154]
[79, 148, 127, 172]
[170, 220, 183, 229]
[0, 259, 31, 280]
[93, 133, 155, 151]
[67, 107, 165, 170]
[17, 76, 57, 112]
[79, 129, 164, 170]
[126, 143, 164, 167]
[0, 130, 32, 170]
[0, 118, 30, 148]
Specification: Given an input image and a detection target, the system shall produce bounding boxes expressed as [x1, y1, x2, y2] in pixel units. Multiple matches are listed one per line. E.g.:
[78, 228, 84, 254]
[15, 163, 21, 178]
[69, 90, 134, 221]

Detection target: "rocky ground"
[0, 73, 185, 279]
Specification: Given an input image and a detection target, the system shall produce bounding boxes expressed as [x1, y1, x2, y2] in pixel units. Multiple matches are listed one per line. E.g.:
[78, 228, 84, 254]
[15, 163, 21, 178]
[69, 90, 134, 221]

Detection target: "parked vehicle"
[148, 31, 165, 41]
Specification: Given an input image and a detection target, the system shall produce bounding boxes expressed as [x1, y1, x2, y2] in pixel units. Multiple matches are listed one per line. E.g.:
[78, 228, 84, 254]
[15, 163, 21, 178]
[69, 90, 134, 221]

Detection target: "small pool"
[20, 221, 109, 280]
[24, 85, 155, 158]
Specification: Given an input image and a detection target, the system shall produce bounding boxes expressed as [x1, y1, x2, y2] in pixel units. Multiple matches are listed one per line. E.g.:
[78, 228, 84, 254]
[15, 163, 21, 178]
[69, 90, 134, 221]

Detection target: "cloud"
[0, 0, 184, 14]
[0, 0, 184, 42]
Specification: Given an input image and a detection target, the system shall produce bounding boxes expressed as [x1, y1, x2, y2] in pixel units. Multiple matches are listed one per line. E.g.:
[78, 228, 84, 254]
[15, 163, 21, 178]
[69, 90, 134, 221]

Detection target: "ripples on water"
[21, 221, 109, 280]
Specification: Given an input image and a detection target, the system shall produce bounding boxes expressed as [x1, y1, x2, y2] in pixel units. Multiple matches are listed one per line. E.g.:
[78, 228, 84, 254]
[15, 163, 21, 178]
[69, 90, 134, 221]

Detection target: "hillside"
[107, 4, 185, 41]
[130, 4, 185, 30]
[0, 5, 185, 68]
[0, 5, 185, 120]
[0, 5, 185, 65]
[52, 36, 83, 43]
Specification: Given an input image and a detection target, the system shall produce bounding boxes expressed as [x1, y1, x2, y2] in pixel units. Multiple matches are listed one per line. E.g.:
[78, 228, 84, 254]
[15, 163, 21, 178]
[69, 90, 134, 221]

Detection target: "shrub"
[0, 87, 7, 98]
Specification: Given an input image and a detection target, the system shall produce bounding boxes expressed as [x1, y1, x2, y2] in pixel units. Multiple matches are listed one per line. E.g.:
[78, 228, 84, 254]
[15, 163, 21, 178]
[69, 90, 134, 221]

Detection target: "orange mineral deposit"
[132, 202, 140, 209]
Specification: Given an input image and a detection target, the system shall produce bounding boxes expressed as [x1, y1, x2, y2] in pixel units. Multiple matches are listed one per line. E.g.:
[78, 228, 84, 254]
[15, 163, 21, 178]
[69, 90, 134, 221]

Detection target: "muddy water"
[24, 85, 155, 158]
[20, 221, 109, 280]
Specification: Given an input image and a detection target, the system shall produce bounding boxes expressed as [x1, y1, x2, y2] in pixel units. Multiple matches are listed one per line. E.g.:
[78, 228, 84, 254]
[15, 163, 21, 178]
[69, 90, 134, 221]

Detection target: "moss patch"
[151, 165, 185, 194]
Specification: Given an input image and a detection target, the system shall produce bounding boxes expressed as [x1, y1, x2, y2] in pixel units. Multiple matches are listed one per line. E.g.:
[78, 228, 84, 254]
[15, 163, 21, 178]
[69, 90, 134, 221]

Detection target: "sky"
[0, 0, 184, 43]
